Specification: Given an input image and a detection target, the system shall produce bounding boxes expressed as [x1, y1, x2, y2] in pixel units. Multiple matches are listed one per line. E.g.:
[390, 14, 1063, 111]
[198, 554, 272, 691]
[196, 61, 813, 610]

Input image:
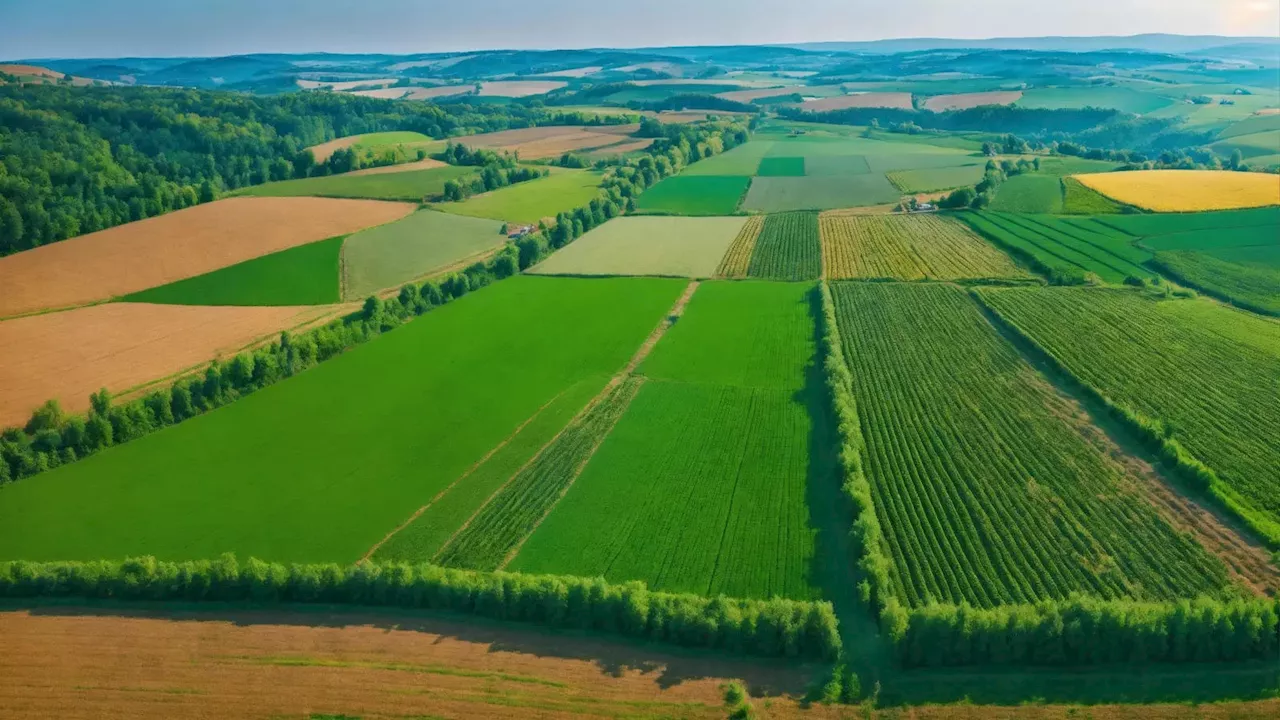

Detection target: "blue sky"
[2, 0, 1277, 58]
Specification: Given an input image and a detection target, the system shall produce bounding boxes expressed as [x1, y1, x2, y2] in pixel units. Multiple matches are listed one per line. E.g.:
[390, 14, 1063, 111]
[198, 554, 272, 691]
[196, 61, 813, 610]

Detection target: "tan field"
[350, 85, 471, 101]
[1074, 170, 1280, 212]
[456, 124, 643, 158]
[0, 64, 98, 86]
[1256, 108, 1280, 116]
[540, 65, 603, 78]
[657, 110, 749, 123]
[924, 90, 1024, 111]
[717, 85, 808, 103]
[585, 137, 657, 156]
[0, 197, 414, 318]
[802, 92, 915, 111]
[346, 157, 448, 175]
[297, 77, 395, 91]
[0, 302, 344, 428]
[477, 80, 567, 97]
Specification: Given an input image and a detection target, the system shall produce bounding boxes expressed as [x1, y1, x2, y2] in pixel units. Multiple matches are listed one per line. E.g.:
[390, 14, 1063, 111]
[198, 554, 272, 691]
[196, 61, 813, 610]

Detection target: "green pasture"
[634, 175, 749, 215]
[440, 169, 603, 224]
[529, 216, 747, 277]
[680, 141, 775, 176]
[888, 165, 985, 193]
[988, 174, 1064, 214]
[342, 210, 506, 298]
[237, 165, 474, 201]
[743, 175, 901, 211]
[1016, 86, 1176, 114]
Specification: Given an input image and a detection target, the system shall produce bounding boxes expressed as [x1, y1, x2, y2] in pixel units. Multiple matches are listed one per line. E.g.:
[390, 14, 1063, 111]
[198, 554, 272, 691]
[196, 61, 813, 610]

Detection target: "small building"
[507, 224, 536, 239]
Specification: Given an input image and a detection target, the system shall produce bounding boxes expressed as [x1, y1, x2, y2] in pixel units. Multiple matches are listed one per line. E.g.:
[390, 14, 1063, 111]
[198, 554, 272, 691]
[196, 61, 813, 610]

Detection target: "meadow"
[122, 236, 344, 306]
[820, 214, 1027, 281]
[0, 277, 686, 563]
[743, 175, 901, 212]
[529, 216, 748, 277]
[440, 169, 603, 224]
[236, 165, 475, 202]
[1074, 170, 1280, 212]
[1016, 86, 1175, 114]
[978, 287, 1280, 546]
[831, 282, 1237, 607]
[887, 164, 985, 193]
[511, 281, 822, 600]
[988, 174, 1064, 214]
[1150, 251, 1280, 316]
[307, 131, 439, 162]
[678, 141, 775, 176]
[959, 212, 1155, 283]
[633, 175, 749, 215]
[342, 210, 507, 298]
[747, 212, 823, 280]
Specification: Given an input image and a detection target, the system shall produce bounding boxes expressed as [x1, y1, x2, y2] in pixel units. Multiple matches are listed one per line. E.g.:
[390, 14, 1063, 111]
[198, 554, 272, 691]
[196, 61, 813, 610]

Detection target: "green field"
[529, 216, 748, 278]
[1017, 87, 1176, 114]
[0, 276, 685, 563]
[121, 236, 343, 306]
[1098, 207, 1280, 238]
[237, 165, 475, 201]
[743, 175, 901, 211]
[1097, 207, 1280, 270]
[758, 156, 806, 176]
[342, 210, 507, 298]
[679, 141, 775, 176]
[747, 212, 822, 280]
[601, 83, 741, 103]
[887, 164, 985, 193]
[1038, 156, 1123, 177]
[1211, 129, 1280, 160]
[510, 281, 822, 600]
[633, 175, 749, 215]
[440, 169, 603, 224]
[832, 283, 1235, 608]
[988, 174, 1065, 214]
[1152, 251, 1280, 315]
[978, 286, 1280, 545]
[960, 212, 1154, 283]
[1219, 114, 1280, 140]
[1061, 176, 1127, 214]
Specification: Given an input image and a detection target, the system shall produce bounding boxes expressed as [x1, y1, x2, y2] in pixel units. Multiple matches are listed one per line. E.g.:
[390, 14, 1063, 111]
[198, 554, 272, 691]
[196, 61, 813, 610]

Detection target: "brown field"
[477, 80, 567, 97]
[657, 110, 749, 123]
[540, 66, 603, 78]
[802, 92, 915, 111]
[585, 137, 657, 157]
[0, 302, 343, 428]
[0, 197, 414, 318]
[455, 124, 643, 159]
[297, 77, 395, 91]
[718, 85, 807, 103]
[716, 215, 765, 278]
[0, 64, 98, 86]
[350, 85, 471, 101]
[923, 91, 1023, 112]
[346, 157, 448, 176]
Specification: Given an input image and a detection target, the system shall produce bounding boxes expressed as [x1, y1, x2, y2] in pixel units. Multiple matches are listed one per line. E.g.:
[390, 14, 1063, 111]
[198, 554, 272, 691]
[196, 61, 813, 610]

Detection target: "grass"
[1218, 113, 1280, 141]
[887, 165, 985, 193]
[978, 286, 1280, 546]
[804, 155, 873, 176]
[342, 210, 506, 298]
[529, 216, 748, 278]
[988, 174, 1064, 214]
[0, 276, 686, 563]
[742, 176, 901, 212]
[820, 214, 1027, 281]
[120, 236, 343, 306]
[1152, 251, 1280, 316]
[634, 176, 749, 215]
[1211, 130, 1280, 161]
[832, 282, 1235, 608]
[960, 212, 1154, 283]
[510, 281, 821, 600]
[1061, 177, 1128, 214]
[1097, 207, 1280, 239]
[236, 166, 474, 201]
[1074, 170, 1280, 212]
[747, 212, 822, 280]
[679, 141, 775, 176]
[757, 156, 806, 176]
[439, 169, 602, 224]
[1016, 86, 1176, 114]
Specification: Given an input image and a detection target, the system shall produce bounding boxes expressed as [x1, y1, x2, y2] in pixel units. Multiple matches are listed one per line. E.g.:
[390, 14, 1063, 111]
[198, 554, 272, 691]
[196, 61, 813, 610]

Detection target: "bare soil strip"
[923, 90, 1023, 111]
[802, 92, 914, 111]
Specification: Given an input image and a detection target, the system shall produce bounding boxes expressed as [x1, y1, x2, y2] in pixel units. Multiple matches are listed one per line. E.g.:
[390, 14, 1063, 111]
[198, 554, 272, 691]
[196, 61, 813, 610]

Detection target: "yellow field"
[715, 215, 765, 278]
[1074, 170, 1280, 212]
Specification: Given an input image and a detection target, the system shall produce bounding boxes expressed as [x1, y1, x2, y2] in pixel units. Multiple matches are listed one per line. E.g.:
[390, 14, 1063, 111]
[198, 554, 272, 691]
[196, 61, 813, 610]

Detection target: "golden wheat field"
[1074, 170, 1280, 212]
[715, 215, 765, 278]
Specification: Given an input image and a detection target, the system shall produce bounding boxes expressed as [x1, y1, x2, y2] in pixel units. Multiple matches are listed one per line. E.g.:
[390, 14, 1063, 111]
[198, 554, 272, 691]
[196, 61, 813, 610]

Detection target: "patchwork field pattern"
[988, 175, 1065, 214]
[715, 215, 765, 278]
[454, 125, 641, 159]
[530, 216, 748, 278]
[743, 175, 900, 212]
[342, 210, 507, 298]
[820, 214, 1027, 280]
[441, 170, 603, 224]
[237, 165, 475, 201]
[633, 176, 750, 215]
[831, 283, 1236, 608]
[747, 212, 822, 281]
[960, 212, 1155, 283]
[1074, 170, 1280, 212]
[511, 281, 822, 600]
[1151, 252, 1280, 316]
[0, 277, 686, 563]
[678, 141, 774, 176]
[978, 287, 1280, 545]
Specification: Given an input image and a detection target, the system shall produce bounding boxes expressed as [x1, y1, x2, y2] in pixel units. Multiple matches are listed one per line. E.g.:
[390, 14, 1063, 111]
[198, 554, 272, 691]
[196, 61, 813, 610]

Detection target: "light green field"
[743, 175, 901, 211]
[342, 210, 506, 298]
[679, 141, 776, 176]
[1211, 130, 1280, 160]
[0, 276, 685, 563]
[237, 165, 474, 201]
[1017, 87, 1176, 114]
[439, 169, 603, 224]
[633, 176, 750, 215]
[530, 216, 748, 277]
[888, 164, 985, 193]
[988, 174, 1064, 214]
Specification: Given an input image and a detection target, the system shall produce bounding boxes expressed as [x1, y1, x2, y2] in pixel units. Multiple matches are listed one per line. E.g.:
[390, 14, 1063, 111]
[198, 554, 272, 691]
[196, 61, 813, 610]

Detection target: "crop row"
[1150, 250, 1280, 317]
[820, 214, 1025, 281]
[747, 212, 822, 281]
[960, 211, 1150, 284]
[715, 215, 764, 278]
[828, 282, 1234, 608]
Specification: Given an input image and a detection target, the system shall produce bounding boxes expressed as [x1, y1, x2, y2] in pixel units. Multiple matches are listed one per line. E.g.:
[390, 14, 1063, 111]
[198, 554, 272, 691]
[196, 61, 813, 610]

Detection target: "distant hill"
[783, 35, 1280, 57]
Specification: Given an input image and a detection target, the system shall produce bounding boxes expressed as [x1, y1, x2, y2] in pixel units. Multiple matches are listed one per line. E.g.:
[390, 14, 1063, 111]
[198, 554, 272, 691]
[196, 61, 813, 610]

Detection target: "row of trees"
[937, 156, 1041, 210]
[0, 554, 840, 660]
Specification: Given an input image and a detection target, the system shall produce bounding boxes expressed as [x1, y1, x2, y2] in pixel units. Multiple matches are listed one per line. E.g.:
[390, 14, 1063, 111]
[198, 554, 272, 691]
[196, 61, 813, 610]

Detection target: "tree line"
[0, 554, 841, 661]
[434, 143, 548, 201]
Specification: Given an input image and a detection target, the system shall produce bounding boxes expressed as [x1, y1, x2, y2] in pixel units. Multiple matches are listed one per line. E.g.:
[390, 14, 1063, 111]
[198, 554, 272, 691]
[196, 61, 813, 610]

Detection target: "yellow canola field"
[1073, 170, 1280, 212]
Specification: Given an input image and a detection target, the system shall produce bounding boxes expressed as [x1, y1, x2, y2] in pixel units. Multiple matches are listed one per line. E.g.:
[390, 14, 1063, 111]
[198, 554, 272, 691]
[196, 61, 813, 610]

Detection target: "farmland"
[121, 235, 345, 306]
[1150, 251, 1280, 316]
[988, 174, 1065, 214]
[633, 175, 750, 215]
[830, 283, 1237, 607]
[452, 125, 641, 159]
[0, 277, 685, 562]
[977, 287, 1280, 545]
[1074, 170, 1280, 212]
[716, 215, 765, 277]
[959, 212, 1155, 283]
[820, 214, 1027, 281]
[922, 91, 1023, 111]
[1017, 87, 1176, 114]
[887, 164, 985, 192]
[236, 165, 474, 201]
[529, 216, 748, 278]
[744, 175, 901, 211]
[307, 131, 437, 162]
[747, 212, 822, 281]
[440, 169, 603, 224]
[799, 92, 915, 111]
[679, 141, 774, 176]
[0, 197, 415, 318]
[511, 281, 821, 600]
[342, 210, 507, 298]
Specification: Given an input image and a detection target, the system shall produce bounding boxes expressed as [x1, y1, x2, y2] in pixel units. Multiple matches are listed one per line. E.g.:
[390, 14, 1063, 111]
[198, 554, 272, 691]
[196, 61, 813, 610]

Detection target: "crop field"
[715, 215, 765, 278]
[743, 175, 901, 211]
[978, 286, 1280, 545]
[122, 236, 344, 306]
[1097, 207, 1280, 241]
[887, 164, 985, 192]
[679, 141, 774, 176]
[988, 174, 1065, 214]
[455, 125, 641, 159]
[0, 277, 686, 562]
[633, 175, 750, 215]
[0, 197, 414, 318]
[529, 216, 748, 278]
[799, 92, 915, 111]
[820, 214, 1027, 280]
[346, 158, 447, 175]
[1017, 87, 1176, 114]
[758, 156, 806, 176]
[1061, 177, 1128, 214]
[511, 281, 821, 600]
[1211, 130, 1280, 161]
[440, 169, 603, 224]
[307, 131, 435, 162]
[1074, 170, 1280, 212]
[960, 212, 1155, 283]
[1152, 251, 1280, 315]
[922, 91, 1023, 111]
[476, 80, 568, 97]
[236, 165, 475, 201]
[830, 283, 1237, 608]
[342, 210, 507, 299]
[747, 212, 822, 280]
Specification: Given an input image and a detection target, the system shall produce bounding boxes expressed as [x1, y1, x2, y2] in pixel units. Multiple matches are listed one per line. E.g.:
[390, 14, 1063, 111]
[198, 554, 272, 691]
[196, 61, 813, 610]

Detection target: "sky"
[1, 0, 1277, 59]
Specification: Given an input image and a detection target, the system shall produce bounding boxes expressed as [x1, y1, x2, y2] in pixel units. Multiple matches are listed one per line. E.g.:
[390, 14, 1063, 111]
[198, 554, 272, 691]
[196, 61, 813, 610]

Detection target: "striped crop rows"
[830, 282, 1233, 608]
[978, 286, 1280, 540]
[715, 215, 765, 278]
[820, 214, 1027, 281]
[746, 212, 822, 281]
[961, 212, 1153, 283]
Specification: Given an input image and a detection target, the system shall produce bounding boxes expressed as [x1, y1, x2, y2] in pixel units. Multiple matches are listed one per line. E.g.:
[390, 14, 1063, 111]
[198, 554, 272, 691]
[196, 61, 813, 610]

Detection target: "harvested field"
[297, 77, 395, 91]
[346, 157, 447, 175]
[801, 92, 915, 111]
[656, 110, 750, 123]
[820, 214, 1028, 280]
[0, 197, 414, 318]
[716, 215, 765, 278]
[0, 302, 339, 429]
[478, 80, 568, 97]
[923, 91, 1023, 111]
[0, 608, 824, 720]
[1074, 170, 1280, 212]
[454, 125, 642, 159]
[531, 216, 749, 278]
[717, 85, 807, 103]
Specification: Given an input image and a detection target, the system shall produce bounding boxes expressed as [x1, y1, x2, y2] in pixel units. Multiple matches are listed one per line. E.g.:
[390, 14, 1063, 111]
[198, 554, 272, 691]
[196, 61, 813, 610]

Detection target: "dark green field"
[237, 165, 475, 201]
[633, 175, 749, 215]
[747, 212, 822, 280]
